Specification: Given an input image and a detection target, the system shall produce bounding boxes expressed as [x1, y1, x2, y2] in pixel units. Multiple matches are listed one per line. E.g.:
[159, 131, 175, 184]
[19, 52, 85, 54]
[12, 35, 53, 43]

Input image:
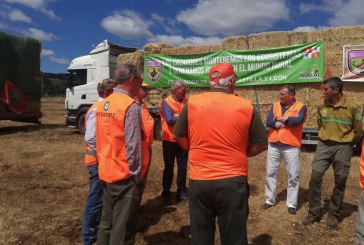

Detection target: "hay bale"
[160, 45, 221, 55]
[221, 36, 249, 50]
[288, 31, 309, 45]
[344, 82, 364, 105]
[117, 50, 145, 71]
[247, 31, 290, 50]
[143, 43, 174, 54]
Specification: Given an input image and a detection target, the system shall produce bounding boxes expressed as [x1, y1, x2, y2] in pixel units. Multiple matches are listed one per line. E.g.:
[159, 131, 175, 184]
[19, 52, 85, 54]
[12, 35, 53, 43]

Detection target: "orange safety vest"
[268, 101, 306, 148]
[188, 92, 253, 180]
[159, 95, 188, 142]
[141, 103, 154, 176]
[84, 101, 101, 166]
[360, 138, 364, 189]
[95, 93, 135, 183]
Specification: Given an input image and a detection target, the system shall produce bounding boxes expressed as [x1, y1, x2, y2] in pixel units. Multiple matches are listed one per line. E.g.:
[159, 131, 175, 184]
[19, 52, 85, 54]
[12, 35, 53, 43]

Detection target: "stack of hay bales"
[0, 32, 42, 115]
[117, 25, 364, 127]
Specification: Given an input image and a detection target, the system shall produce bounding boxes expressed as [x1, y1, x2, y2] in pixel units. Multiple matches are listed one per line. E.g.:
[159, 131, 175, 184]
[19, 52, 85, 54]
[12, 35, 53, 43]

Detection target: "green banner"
[143, 41, 325, 87]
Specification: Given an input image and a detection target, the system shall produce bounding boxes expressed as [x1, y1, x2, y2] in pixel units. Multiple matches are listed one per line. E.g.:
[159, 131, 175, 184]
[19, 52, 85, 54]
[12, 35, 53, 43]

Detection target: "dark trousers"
[97, 177, 142, 245]
[82, 164, 103, 245]
[189, 176, 250, 245]
[308, 141, 353, 219]
[162, 140, 188, 192]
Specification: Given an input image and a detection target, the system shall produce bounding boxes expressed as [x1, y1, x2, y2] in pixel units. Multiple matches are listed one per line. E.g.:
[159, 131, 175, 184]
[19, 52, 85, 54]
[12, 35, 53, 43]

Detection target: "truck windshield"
[68, 69, 87, 87]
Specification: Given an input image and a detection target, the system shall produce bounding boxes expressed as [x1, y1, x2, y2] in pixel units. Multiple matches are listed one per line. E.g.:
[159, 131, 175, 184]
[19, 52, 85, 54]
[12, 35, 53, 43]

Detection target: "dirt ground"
[0, 97, 362, 245]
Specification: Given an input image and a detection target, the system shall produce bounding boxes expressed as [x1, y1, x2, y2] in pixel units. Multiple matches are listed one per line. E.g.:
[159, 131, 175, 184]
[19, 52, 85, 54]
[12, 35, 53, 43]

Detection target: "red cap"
[209, 63, 236, 83]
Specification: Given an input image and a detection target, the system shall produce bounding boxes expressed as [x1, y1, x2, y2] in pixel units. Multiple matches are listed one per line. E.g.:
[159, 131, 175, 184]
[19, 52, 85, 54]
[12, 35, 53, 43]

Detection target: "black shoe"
[176, 189, 188, 202]
[162, 191, 172, 206]
[288, 207, 296, 215]
[302, 215, 320, 226]
[261, 203, 274, 210]
[327, 215, 338, 228]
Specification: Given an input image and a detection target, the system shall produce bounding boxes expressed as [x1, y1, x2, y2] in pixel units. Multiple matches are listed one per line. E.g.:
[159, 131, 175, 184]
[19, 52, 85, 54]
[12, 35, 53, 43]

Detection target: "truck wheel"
[77, 113, 86, 135]
[154, 117, 162, 140]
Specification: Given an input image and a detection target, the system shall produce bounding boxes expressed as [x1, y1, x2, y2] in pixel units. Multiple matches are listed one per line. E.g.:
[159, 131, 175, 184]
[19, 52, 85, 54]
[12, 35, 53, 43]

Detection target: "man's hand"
[275, 121, 285, 129]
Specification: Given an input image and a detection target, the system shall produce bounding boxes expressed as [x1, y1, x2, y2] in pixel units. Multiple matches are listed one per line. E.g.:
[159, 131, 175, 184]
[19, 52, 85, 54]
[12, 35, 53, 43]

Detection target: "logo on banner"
[347, 50, 364, 76]
[299, 64, 321, 79]
[303, 47, 320, 59]
[146, 60, 163, 83]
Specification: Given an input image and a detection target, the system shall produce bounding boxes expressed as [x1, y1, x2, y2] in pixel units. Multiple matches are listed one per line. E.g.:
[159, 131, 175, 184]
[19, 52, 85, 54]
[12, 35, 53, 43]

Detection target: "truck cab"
[65, 40, 137, 134]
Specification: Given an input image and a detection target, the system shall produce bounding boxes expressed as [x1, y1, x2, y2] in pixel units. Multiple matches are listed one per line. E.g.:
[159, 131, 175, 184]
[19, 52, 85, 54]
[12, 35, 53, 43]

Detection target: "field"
[0, 96, 362, 245]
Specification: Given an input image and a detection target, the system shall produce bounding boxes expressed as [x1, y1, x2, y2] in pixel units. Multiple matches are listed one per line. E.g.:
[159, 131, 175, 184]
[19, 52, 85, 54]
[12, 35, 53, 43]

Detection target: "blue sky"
[1, 0, 363, 73]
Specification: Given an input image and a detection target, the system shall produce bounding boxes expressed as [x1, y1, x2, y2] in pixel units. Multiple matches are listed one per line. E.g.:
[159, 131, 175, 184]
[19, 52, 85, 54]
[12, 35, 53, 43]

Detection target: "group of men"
[261, 77, 364, 232]
[80, 62, 364, 245]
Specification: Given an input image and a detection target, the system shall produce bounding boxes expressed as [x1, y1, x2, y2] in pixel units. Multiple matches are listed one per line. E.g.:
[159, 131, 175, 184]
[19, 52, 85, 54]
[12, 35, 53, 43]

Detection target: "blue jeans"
[82, 164, 103, 245]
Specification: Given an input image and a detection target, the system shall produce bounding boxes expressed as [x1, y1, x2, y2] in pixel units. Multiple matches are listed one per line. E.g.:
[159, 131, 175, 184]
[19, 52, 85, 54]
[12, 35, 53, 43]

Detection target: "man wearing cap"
[82, 78, 115, 245]
[160, 80, 188, 204]
[174, 63, 268, 244]
[95, 64, 143, 245]
[302, 77, 363, 228]
[135, 81, 154, 193]
[262, 85, 307, 215]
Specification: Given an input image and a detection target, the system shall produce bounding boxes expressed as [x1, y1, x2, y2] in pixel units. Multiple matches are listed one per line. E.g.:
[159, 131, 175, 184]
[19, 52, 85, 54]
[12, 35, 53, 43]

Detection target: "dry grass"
[0, 97, 361, 244]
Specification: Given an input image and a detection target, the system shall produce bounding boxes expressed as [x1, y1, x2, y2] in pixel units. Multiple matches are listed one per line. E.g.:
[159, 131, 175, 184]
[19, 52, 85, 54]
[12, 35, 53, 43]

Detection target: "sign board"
[342, 44, 364, 82]
[144, 42, 325, 87]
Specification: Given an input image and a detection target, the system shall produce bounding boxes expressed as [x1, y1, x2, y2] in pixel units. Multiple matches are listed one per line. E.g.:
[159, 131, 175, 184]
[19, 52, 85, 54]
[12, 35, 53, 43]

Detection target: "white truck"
[65, 40, 137, 134]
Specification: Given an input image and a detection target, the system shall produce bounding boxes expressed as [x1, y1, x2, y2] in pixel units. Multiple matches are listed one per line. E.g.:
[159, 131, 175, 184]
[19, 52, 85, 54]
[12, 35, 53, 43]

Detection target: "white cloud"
[41, 49, 54, 56]
[9, 9, 32, 23]
[41, 48, 69, 65]
[50, 56, 69, 65]
[176, 0, 289, 36]
[293, 26, 317, 32]
[4, 0, 60, 20]
[149, 35, 221, 47]
[151, 13, 179, 35]
[151, 13, 164, 23]
[328, 0, 364, 26]
[0, 22, 7, 29]
[22, 28, 56, 41]
[299, 0, 364, 27]
[298, 3, 316, 14]
[299, 0, 342, 14]
[101, 10, 153, 39]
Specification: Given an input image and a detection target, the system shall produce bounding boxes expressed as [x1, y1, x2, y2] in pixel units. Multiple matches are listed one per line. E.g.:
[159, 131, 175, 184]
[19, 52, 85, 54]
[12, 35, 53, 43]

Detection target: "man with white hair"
[174, 63, 268, 245]
[159, 80, 189, 204]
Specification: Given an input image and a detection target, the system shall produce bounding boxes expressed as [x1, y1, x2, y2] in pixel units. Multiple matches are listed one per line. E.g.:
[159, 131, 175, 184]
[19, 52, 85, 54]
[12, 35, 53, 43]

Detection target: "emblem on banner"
[146, 60, 163, 83]
[303, 47, 320, 59]
[347, 50, 364, 76]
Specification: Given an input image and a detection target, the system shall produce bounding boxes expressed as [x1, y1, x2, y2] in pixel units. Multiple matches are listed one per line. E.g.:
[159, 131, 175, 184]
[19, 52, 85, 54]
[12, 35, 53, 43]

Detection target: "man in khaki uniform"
[302, 77, 363, 228]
